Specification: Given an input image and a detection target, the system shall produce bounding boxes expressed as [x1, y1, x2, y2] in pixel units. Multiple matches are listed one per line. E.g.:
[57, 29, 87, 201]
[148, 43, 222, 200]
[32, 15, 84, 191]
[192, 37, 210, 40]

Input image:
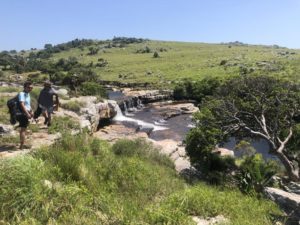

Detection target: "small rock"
[192, 215, 229, 225]
[212, 147, 234, 157]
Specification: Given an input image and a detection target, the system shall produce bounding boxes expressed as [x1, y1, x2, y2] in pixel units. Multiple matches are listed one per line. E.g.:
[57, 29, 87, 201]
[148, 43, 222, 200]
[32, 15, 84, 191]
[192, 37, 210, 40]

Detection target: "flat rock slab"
[94, 124, 148, 142]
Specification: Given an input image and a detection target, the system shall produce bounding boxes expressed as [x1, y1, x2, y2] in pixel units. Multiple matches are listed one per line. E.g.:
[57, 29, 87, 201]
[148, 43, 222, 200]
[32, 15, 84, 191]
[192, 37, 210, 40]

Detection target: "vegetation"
[80, 81, 107, 98]
[48, 116, 80, 134]
[173, 77, 222, 103]
[60, 100, 86, 114]
[1, 38, 299, 87]
[0, 134, 282, 224]
[0, 96, 11, 124]
[186, 75, 300, 181]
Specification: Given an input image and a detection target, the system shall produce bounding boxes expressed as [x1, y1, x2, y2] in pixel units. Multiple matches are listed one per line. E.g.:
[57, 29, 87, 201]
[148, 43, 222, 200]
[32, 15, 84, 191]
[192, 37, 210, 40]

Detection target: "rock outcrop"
[149, 101, 198, 119]
[59, 97, 117, 132]
[265, 187, 300, 222]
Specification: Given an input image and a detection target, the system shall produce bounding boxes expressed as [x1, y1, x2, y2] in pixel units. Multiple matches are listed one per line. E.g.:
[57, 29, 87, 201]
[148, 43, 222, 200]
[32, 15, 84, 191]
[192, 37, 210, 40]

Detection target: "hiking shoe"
[19, 144, 32, 150]
[44, 117, 49, 125]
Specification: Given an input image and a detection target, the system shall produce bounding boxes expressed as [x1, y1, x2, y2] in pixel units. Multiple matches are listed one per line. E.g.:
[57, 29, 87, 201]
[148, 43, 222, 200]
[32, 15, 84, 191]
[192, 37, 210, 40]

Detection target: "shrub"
[153, 51, 159, 58]
[80, 81, 107, 98]
[61, 100, 86, 113]
[237, 154, 280, 194]
[48, 116, 80, 134]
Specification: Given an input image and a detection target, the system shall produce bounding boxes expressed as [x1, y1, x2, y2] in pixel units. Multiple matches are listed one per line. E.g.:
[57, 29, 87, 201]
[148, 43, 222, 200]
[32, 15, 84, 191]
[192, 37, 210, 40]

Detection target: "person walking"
[17, 81, 34, 149]
[34, 80, 59, 127]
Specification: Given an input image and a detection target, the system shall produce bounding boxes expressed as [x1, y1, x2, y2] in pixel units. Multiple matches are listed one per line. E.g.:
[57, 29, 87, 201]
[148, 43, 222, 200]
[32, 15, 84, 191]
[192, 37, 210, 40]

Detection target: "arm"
[19, 101, 32, 119]
[19, 92, 32, 119]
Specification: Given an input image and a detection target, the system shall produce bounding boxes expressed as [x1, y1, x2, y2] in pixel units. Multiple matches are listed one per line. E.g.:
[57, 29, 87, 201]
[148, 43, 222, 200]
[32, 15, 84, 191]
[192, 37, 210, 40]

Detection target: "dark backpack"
[7, 94, 22, 125]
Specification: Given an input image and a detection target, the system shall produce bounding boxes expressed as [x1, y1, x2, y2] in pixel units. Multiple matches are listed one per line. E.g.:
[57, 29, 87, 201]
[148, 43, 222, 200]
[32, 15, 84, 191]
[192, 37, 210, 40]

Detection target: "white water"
[112, 102, 168, 131]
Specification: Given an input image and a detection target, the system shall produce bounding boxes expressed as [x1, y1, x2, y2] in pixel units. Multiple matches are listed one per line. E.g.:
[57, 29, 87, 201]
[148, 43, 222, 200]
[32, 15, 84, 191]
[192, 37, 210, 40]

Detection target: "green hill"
[1, 38, 300, 87]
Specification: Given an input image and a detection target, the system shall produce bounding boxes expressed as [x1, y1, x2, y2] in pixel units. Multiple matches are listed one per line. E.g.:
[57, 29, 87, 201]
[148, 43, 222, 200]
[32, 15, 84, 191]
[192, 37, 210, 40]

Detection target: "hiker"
[34, 80, 59, 127]
[17, 81, 34, 149]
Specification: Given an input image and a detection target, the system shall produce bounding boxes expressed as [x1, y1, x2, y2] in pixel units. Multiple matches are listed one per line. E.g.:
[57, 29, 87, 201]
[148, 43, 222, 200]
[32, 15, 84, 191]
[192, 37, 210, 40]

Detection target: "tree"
[153, 51, 159, 58]
[187, 75, 300, 181]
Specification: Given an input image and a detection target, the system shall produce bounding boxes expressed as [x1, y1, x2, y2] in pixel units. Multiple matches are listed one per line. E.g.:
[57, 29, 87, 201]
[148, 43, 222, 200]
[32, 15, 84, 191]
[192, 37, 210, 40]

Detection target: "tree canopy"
[186, 75, 300, 181]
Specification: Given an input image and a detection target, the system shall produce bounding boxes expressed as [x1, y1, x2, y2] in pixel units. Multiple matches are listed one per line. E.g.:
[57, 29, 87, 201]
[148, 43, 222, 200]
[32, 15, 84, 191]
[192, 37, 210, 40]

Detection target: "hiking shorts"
[39, 104, 54, 114]
[16, 114, 29, 128]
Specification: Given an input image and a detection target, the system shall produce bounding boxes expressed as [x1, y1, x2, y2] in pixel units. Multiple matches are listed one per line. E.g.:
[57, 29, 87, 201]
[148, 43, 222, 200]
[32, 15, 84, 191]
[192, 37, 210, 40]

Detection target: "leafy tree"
[187, 75, 300, 181]
[173, 77, 221, 102]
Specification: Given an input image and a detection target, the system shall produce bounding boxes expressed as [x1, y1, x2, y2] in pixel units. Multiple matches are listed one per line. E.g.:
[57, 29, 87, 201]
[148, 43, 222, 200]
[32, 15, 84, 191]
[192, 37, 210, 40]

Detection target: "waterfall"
[111, 102, 168, 131]
[137, 98, 143, 109]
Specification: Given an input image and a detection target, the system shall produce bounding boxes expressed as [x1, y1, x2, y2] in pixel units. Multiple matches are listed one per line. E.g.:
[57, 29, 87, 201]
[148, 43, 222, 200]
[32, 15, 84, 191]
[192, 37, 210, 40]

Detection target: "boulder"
[212, 147, 234, 157]
[265, 187, 300, 221]
[0, 124, 16, 136]
[56, 88, 68, 96]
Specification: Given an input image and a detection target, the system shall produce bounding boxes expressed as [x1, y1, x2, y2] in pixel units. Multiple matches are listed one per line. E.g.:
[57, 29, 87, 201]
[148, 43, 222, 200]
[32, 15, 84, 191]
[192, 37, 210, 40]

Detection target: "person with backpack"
[34, 80, 59, 127]
[17, 81, 34, 149]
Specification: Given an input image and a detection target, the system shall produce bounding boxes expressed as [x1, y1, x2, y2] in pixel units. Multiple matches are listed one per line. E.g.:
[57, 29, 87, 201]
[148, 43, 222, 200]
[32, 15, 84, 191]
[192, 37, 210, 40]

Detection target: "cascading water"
[111, 101, 168, 131]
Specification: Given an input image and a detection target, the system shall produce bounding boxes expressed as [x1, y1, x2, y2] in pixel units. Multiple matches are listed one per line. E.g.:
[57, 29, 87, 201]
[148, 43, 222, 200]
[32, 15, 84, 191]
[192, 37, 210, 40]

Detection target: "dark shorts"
[16, 114, 29, 128]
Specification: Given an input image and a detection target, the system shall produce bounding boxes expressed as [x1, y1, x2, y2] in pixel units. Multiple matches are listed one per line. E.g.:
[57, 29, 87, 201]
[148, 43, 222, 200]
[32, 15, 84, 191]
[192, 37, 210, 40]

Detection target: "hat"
[44, 80, 52, 86]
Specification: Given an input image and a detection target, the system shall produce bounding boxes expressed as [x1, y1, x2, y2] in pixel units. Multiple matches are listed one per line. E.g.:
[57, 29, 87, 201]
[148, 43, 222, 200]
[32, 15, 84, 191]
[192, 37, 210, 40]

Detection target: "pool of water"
[222, 137, 277, 160]
[132, 105, 193, 141]
[107, 90, 125, 101]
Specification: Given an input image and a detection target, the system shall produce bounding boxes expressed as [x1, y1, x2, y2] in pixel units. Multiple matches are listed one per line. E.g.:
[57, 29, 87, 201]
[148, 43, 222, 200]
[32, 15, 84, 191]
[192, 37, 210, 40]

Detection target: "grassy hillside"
[1, 38, 300, 87]
[0, 133, 283, 224]
[49, 41, 300, 83]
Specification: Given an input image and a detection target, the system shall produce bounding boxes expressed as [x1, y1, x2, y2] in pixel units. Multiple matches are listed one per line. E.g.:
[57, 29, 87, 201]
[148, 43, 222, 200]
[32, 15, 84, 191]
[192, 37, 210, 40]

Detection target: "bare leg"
[47, 113, 52, 126]
[20, 127, 26, 149]
[43, 111, 49, 124]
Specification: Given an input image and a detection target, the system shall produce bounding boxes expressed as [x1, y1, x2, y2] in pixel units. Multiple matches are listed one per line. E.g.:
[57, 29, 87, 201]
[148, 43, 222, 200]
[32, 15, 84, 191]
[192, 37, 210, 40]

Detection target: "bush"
[61, 100, 86, 114]
[237, 154, 280, 194]
[153, 51, 159, 58]
[27, 72, 49, 83]
[80, 81, 107, 98]
[173, 77, 221, 102]
[48, 116, 80, 134]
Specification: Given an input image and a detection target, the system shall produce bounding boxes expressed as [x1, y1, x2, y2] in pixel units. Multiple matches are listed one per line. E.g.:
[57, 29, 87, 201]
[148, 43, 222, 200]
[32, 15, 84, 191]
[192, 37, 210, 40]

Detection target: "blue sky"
[1, 0, 300, 50]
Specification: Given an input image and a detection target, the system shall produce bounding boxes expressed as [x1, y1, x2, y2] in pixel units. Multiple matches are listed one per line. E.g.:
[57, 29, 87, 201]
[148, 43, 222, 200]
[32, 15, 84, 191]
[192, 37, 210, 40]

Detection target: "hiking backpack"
[7, 94, 22, 125]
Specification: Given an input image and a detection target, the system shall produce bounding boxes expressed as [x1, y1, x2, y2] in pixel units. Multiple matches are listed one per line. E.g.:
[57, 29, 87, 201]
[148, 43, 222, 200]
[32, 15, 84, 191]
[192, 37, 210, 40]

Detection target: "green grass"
[0, 135, 19, 146]
[61, 100, 86, 114]
[48, 116, 80, 134]
[0, 86, 21, 93]
[0, 133, 283, 224]
[0, 96, 10, 124]
[49, 41, 300, 86]
[2, 40, 300, 88]
[147, 183, 283, 225]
